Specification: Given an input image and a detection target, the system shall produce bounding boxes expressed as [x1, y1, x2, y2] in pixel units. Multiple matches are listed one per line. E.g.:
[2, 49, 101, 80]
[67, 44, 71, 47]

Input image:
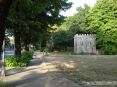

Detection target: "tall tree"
[89, 0, 117, 54]
[0, 0, 12, 60]
[52, 5, 90, 50]
[0, 0, 12, 76]
[59, 4, 90, 32]
[7, 0, 72, 56]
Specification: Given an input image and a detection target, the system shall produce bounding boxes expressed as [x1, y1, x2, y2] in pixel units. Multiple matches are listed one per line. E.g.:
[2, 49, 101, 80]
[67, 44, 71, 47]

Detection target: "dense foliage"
[52, 0, 117, 54]
[52, 5, 90, 51]
[7, 0, 72, 56]
[5, 51, 33, 67]
[88, 0, 117, 54]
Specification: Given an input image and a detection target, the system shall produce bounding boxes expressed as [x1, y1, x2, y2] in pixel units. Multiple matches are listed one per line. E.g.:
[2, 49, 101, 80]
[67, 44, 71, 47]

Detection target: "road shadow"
[7, 70, 83, 87]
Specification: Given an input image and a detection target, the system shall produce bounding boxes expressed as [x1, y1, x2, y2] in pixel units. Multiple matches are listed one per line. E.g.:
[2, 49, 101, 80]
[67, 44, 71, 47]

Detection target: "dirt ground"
[3, 51, 117, 87]
[48, 53, 117, 87]
[4, 51, 84, 87]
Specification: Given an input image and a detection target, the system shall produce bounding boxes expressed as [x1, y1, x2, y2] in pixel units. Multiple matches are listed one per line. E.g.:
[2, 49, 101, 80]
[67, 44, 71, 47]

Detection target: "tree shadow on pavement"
[7, 70, 82, 87]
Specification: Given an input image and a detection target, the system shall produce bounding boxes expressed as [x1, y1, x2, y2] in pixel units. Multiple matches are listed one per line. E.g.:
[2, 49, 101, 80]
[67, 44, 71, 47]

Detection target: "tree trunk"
[0, 0, 12, 76]
[14, 29, 21, 56]
[25, 44, 29, 51]
[0, 0, 12, 60]
[0, 22, 5, 60]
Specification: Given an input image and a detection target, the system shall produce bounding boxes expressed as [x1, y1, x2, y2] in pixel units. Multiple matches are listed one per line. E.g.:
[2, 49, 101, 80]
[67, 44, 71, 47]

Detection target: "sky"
[60, 0, 96, 16]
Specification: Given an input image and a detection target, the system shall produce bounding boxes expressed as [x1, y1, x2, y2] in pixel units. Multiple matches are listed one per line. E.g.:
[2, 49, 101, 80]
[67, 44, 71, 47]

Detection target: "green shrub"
[101, 44, 117, 55]
[21, 51, 33, 65]
[5, 56, 26, 67]
[22, 51, 33, 59]
[5, 51, 33, 67]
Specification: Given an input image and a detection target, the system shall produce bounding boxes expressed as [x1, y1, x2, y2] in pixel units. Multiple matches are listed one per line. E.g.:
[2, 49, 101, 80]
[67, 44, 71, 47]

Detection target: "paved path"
[4, 51, 82, 87]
